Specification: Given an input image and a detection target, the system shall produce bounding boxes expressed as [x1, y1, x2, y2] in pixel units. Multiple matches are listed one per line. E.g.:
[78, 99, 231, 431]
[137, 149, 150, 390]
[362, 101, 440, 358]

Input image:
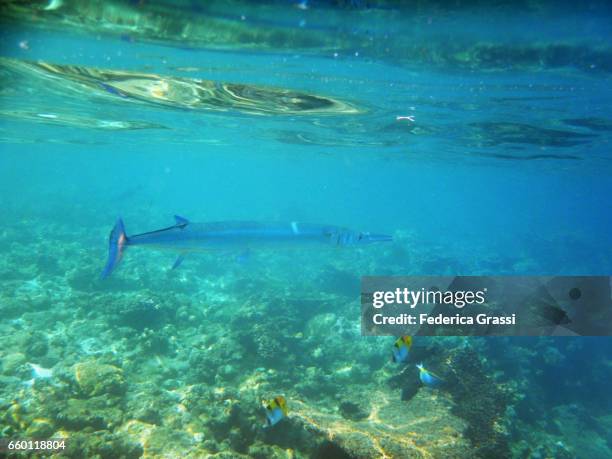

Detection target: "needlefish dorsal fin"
[174, 215, 190, 228]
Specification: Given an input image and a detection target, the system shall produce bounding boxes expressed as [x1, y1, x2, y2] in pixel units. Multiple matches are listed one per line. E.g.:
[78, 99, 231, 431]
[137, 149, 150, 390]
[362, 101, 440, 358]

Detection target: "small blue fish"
[391, 336, 412, 363]
[416, 363, 443, 388]
[263, 396, 288, 427]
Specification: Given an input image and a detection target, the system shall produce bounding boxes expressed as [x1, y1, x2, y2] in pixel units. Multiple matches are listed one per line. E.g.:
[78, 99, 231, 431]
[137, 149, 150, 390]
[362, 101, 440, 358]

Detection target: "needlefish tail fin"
[101, 218, 129, 279]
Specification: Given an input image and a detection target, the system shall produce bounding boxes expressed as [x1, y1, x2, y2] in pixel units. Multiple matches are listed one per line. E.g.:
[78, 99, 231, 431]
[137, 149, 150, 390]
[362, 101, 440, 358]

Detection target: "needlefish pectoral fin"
[236, 249, 251, 264]
[172, 254, 187, 270]
[101, 218, 129, 279]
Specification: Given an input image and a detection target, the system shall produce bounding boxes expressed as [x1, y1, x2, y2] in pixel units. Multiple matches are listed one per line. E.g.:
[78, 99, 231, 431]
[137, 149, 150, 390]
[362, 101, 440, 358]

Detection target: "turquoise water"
[1, 1, 612, 458]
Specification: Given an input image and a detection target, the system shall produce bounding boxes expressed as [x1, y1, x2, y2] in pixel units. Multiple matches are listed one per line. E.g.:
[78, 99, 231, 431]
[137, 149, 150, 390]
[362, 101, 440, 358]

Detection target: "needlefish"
[101, 215, 392, 278]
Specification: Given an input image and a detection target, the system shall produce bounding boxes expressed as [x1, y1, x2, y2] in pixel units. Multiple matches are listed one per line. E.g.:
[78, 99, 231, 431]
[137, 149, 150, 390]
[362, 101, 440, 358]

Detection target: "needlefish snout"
[101, 215, 392, 278]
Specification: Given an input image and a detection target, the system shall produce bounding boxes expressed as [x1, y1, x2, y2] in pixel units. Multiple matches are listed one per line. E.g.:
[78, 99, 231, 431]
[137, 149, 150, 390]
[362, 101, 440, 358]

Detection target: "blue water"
[2, 23, 611, 276]
[1, 1, 611, 458]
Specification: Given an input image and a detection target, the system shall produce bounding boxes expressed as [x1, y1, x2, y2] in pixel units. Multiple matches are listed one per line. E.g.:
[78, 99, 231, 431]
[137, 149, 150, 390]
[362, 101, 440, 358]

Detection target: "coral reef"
[1, 217, 611, 458]
[446, 347, 514, 458]
[74, 361, 127, 397]
[289, 389, 472, 458]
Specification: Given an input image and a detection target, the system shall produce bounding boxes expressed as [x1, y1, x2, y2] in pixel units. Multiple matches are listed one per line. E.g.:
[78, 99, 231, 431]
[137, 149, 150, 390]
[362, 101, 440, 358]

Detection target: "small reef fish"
[416, 363, 443, 388]
[263, 396, 288, 427]
[391, 336, 412, 363]
[101, 216, 392, 278]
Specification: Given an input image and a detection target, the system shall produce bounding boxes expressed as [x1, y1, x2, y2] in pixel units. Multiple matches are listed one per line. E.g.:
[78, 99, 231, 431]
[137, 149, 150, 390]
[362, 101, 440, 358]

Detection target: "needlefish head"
[327, 228, 393, 246]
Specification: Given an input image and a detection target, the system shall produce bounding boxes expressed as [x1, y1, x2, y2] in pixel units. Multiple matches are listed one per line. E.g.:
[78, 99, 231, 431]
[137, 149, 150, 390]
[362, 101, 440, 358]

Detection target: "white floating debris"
[29, 363, 53, 379]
